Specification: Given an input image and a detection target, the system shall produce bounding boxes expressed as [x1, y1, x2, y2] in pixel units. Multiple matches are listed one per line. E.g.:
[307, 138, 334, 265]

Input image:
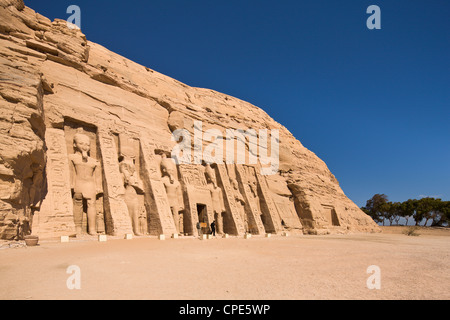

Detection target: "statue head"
[73, 128, 91, 160]
[30, 162, 42, 173]
[162, 166, 176, 184]
[119, 159, 135, 177]
[119, 145, 136, 163]
[205, 164, 217, 187]
[161, 155, 176, 183]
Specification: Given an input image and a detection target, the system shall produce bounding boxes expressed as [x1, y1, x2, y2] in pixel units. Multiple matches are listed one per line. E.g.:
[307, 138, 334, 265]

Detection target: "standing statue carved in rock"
[119, 154, 145, 236]
[205, 164, 226, 234]
[231, 179, 248, 233]
[68, 129, 103, 236]
[161, 154, 184, 234]
[18, 161, 44, 238]
[138, 205, 148, 236]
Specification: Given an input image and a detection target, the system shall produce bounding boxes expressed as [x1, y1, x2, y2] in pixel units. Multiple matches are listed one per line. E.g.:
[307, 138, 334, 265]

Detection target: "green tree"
[416, 197, 437, 226]
[399, 199, 417, 226]
[363, 194, 389, 225]
[444, 201, 450, 226]
[431, 199, 449, 227]
[386, 202, 402, 226]
[362, 195, 449, 227]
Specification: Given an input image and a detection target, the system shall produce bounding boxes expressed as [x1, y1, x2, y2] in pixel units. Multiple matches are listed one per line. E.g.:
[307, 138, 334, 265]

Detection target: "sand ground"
[0, 226, 449, 300]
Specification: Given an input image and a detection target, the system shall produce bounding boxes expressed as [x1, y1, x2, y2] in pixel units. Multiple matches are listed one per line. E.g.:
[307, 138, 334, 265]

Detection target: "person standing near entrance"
[210, 220, 216, 237]
[196, 221, 202, 238]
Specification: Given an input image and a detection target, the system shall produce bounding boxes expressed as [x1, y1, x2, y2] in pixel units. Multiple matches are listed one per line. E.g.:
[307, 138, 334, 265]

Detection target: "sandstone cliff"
[0, 0, 380, 239]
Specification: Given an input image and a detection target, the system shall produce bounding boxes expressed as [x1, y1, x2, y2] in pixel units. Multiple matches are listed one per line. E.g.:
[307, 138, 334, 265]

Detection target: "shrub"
[403, 226, 420, 237]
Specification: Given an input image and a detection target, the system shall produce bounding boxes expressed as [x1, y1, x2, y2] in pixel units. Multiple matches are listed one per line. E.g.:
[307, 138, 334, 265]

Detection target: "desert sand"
[0, 227, 449, 300]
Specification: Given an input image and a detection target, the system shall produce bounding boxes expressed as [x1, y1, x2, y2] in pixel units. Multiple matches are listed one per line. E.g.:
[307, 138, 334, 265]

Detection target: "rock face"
[0, 0, 380, 239]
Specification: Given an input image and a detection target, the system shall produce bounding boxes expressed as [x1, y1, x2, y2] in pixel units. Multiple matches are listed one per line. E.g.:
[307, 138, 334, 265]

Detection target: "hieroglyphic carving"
[99, 134, 125, 196]
[180, 165, 208, 187]
[216, 164, 245, 235]
[150, 179, 178, 234]
[178, 164, 214, 236]
[190, 188, 213, 224]
[33, 128, 75, 236]
[140, 137, 177, 235]
[98, 131, 133, 235]
[189, 200, 199, 230]
[235, 164, 265, 235]
[47, 132, 72, 215]
[140, 140, 162, 180]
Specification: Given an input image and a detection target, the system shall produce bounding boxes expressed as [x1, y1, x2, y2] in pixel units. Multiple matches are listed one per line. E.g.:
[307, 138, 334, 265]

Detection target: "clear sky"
[25, 0, 449, 207]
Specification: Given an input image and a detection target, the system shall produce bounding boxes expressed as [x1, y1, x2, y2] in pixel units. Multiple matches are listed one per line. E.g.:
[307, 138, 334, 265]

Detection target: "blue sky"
[26, 0, 449, 207]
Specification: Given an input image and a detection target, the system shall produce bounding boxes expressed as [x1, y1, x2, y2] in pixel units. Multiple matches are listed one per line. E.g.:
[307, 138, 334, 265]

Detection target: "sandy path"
[0, 228, 449, 300]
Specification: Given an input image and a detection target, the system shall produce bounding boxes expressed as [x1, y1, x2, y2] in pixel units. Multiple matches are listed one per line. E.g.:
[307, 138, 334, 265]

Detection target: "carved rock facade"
[0, 0, 380, 239]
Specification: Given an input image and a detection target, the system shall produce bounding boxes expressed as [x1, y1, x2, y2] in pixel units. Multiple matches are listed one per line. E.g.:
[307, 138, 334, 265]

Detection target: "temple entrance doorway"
[197, 204, 209, 234]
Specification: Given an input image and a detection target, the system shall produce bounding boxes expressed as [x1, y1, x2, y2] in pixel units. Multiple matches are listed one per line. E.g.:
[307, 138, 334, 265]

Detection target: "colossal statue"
[231, 179, 248, 233]
[119, 155, 144, 236]
[68, 129, 102, 235]
[161, 154, 184, 234]
[205, 164, 226, 234]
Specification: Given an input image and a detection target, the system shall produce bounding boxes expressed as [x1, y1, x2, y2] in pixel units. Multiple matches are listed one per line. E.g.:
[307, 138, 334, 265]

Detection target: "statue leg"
[73, 193, 84, 235]
[130, 206, 142, 236]
[125, 192, 141, 236]
[214, 212, 220, 234]
[218, 212, 224, 234]
[179, 212, 184, 234]
[139, 215, 147, 235]
[244, 213, 249, 233]
[86, 198, 97, 236]
[172, 208, 179, 233]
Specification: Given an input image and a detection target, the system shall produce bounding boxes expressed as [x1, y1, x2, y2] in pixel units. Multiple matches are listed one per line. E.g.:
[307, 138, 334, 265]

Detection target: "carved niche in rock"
[66, 124, 104, 236]
[204, 164, 226, 235]
[118, 139, 146, 236]
[160, 153, 184, 234]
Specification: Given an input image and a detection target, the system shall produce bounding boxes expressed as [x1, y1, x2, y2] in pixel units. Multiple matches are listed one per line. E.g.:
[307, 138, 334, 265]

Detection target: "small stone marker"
[125, 234, 133, 240]
[244, 233, 252, 239]
[172, 233, 179, 239]
[223, 234, 229, 239]
[207, 234, 213, 239]
[98, 234, 107, 242]
[201, 234, 207, 240]
[281, 232, 289, 237]
[60, 236, 70, 243]
[159, 234, 166, 240]
[265, 233, 271, 238]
